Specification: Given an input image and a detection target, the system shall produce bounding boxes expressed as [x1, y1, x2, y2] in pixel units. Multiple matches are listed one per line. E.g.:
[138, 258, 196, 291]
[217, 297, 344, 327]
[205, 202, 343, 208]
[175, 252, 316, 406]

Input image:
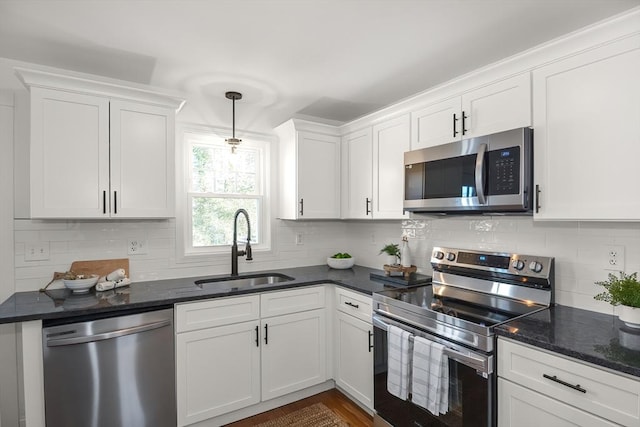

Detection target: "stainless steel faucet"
[231, 208, 252, 275]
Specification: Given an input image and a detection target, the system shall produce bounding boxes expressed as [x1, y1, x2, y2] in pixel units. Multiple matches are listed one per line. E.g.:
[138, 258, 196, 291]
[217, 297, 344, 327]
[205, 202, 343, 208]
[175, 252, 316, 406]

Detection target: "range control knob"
[529, 261, 543, 273]
[433, 251, 444, 260]
[512, 259, 525, 270]
[446, 252, 456, 261]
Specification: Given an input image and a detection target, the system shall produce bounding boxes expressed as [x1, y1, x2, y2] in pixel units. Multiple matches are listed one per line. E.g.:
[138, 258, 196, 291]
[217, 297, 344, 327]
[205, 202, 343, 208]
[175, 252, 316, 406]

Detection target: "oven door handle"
[475, 143, 487, 205]
[373, 315, 492, 375]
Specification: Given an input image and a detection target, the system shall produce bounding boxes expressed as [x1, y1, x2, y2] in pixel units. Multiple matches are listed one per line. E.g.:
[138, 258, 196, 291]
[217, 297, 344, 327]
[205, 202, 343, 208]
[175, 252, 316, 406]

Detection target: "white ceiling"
[1, 0, 638, 133]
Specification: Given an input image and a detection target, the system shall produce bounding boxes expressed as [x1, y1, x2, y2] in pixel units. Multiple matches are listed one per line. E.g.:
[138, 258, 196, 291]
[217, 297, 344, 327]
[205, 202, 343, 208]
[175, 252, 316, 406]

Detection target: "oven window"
[374, 324, 493, 427]
[424, 154, 478, 199]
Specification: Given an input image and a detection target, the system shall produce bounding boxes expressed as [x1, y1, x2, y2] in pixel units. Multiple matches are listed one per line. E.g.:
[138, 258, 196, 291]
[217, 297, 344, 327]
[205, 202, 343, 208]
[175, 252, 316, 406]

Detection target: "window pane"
[189, 144, 258, 195]
[192, 197, 259, 247]
[191, 145, 215, 193]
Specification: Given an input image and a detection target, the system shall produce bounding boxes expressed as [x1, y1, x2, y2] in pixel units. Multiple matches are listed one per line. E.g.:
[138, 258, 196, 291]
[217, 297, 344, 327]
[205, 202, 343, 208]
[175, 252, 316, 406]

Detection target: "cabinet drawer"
[498, 338, 640, 426]
[336, 287, 372, 322]
[498, 378, 618, 427]
[261, 286, 325, 318]
[175, 295, 260, 333]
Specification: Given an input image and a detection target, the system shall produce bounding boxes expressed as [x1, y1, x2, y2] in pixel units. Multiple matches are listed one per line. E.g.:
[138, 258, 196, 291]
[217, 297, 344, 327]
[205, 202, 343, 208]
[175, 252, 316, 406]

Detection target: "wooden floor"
[226, 389, 374, 426]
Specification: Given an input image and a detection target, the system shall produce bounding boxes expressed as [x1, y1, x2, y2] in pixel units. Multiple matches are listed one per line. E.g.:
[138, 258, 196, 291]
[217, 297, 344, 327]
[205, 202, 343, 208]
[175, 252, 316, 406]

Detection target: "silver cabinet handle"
[475, 143, 487, 205]
[46, 319, 170, 347]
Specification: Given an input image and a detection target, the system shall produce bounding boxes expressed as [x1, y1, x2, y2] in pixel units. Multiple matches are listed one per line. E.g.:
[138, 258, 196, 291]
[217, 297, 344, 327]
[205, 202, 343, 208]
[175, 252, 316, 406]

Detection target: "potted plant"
[594, 271, 640, 328]
[379, 243, 400, 266]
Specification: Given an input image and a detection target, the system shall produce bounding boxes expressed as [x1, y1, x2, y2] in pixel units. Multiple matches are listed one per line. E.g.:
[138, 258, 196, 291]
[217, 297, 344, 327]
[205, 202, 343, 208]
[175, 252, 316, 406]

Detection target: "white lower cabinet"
[176, 321, 261, 425]
[335, 311, 373, 410]
[261, 309, 327, 401]
[175, 287, 328, 426]
[498, 379, 618, 427]
[498, 338, 640, 427]
[334, 287, 373, 411]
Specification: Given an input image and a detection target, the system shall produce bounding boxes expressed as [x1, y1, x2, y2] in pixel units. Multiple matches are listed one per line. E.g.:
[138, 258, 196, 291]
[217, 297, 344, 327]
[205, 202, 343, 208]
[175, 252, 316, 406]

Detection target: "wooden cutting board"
[69, 258, 130, 279]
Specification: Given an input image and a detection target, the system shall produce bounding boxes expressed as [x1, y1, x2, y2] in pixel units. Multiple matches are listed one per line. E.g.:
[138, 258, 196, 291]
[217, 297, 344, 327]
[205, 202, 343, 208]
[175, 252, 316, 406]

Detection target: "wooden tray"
[70, 258, 130, 278]
[383, 264, 417, 279]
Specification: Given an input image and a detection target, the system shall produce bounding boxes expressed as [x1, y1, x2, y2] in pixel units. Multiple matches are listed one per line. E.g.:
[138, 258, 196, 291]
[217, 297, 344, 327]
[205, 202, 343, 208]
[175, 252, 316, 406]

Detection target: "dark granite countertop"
[495, 304, 640, 379]
[0, 265, 409, 325]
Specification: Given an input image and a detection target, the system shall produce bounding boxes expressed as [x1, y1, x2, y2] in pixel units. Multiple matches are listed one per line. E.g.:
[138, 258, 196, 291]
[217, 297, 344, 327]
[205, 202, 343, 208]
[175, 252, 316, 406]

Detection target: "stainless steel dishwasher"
[42, 308, 176, 427]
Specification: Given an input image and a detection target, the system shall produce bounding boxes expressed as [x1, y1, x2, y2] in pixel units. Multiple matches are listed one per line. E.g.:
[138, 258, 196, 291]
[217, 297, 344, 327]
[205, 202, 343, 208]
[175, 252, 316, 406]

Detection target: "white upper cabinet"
[411, 73, 531, 150]
[29, 88, 110, 218]
[110, 100, 175, 218]
[461, 73, 531, 138]
[532, 34, 640, 221]
[15, 68, 184, 219]
[342, 128, 372, 219]
[411, 97, 460, 149]
[276, 119, 341, 220]
[341, 115, 409, 220]
[372, 114, 410, 220]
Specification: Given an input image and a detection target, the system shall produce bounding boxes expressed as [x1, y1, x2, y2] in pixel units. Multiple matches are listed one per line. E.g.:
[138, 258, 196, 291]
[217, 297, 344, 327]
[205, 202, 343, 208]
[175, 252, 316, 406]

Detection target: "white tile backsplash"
[10, 215, 640, 316]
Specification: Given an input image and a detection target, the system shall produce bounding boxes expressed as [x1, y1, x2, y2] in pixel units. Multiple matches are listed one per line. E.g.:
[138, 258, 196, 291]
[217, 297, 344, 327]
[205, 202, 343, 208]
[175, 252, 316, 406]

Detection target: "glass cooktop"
[376, 285, 543, 328]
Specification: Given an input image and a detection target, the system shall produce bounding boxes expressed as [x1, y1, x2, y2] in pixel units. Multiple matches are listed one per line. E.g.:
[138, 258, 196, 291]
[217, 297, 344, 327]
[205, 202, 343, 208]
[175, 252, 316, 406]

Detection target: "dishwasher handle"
[46, 319, 171, 347]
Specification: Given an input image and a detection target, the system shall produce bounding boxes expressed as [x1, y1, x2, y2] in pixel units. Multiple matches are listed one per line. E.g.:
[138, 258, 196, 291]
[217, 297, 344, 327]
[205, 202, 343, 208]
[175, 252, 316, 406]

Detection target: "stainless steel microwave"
[404, 127, 533, 214]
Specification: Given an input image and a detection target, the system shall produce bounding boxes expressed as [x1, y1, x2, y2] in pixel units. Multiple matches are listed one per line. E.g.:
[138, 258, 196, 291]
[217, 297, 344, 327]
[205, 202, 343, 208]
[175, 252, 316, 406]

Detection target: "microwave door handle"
[475, 143, 487, 205]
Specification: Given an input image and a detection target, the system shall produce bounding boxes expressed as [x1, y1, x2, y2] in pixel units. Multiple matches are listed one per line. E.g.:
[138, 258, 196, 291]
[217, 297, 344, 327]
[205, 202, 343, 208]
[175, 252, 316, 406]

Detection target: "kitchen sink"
[195, 273, 295, 290]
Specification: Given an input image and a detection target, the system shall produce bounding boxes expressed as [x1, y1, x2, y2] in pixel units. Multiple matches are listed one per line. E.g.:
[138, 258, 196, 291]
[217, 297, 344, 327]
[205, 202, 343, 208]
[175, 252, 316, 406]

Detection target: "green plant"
[331, 252, 352, 259]
[379, 243, 400, 263]
[594, 271, 640, 308]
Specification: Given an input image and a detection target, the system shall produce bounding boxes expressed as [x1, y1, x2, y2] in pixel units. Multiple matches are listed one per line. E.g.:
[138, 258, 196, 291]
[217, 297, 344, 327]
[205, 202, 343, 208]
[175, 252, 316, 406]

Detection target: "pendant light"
[225, 91, 242, 153]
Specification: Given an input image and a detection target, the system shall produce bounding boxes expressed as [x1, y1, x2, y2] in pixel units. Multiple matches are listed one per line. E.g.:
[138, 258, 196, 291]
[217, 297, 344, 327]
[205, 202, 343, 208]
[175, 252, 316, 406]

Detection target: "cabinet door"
[30, 88, 110, 218]
[498, 379, 618, 427]
[297, 131, 341, 218]
[533, 35, 640, 220]
[410, 97, 460, 150]
[176, 321, 260, 426]
[261, 309, 327, 400]
[110, 100, 175, 218]
[461, 73, 531, 138]
[372, 115, 410, 219]
[342, 128, 372, 219]
[335, 312, 373, 410]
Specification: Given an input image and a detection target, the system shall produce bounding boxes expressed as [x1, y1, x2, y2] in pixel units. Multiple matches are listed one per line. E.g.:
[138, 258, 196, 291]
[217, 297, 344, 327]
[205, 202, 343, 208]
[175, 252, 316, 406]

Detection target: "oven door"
[373, 315, 495, 427]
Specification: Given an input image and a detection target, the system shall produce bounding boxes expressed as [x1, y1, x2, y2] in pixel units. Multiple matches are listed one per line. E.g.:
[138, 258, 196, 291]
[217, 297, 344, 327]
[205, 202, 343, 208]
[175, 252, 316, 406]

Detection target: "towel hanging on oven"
[386, 325, 413, 400]
[411, 336, 449, 415]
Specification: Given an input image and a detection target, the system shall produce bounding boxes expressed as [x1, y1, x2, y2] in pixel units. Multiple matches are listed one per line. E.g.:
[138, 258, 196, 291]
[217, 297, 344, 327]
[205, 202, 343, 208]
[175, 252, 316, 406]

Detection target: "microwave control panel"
[487, 146, 520, 195]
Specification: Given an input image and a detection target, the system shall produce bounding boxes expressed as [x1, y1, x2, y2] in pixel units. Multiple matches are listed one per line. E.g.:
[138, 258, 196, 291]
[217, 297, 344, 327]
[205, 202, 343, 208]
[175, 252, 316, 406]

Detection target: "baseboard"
[334, 385, 374, 415]
[189, 380, 336, 426]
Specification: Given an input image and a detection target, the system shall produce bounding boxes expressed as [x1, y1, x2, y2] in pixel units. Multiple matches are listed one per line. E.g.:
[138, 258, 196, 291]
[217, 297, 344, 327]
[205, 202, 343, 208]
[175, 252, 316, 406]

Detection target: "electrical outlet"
[128, 239, 147, 255]
[370, 234, 376, 245]
[25, 241, 50, 261]
[295, 233, 304, 245]
[605, 245, 625, 271]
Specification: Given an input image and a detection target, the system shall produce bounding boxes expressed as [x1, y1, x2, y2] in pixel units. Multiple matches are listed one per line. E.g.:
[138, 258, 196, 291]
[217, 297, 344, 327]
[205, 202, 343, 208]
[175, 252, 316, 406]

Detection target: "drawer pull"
[543, 374, 586, 393]
[345, 301, 359, 309]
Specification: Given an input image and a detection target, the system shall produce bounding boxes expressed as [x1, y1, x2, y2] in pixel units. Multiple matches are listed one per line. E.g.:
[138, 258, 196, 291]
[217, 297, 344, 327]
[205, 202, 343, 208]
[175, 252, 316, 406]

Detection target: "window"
[183, 129, 269, 255]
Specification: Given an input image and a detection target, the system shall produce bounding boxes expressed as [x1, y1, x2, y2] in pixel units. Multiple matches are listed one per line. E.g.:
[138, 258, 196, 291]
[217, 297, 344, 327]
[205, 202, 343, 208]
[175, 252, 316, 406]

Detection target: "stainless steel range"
[372, 247, 554, 427]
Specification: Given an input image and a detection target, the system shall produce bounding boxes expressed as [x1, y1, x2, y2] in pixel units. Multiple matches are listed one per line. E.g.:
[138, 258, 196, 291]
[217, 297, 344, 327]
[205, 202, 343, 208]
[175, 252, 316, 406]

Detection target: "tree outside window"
[186, 131, 265, 251]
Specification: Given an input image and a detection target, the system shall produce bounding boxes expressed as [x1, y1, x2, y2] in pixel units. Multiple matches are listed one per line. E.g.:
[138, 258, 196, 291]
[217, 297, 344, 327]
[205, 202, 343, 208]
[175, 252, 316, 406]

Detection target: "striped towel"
[411, 336, 449, 415]
[386, 325, 413, 400]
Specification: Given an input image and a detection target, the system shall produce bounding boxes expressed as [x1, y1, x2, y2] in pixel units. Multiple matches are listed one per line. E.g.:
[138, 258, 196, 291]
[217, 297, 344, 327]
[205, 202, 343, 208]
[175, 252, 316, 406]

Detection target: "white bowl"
[63, 275, 99, 294]
[327, 257, 355, 269]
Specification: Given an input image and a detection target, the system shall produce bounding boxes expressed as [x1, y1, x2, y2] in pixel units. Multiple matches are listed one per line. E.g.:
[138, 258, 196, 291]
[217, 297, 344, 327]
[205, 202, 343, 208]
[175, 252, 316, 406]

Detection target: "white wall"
[346, 217, 640, 315]
[12, 218, 349, 292]
[0, 92, 19, 427]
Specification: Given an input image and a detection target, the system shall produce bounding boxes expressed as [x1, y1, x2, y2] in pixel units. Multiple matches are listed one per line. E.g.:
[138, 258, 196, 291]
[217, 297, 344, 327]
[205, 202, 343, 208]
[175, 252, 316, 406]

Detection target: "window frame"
[175, 123, 273, 263]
